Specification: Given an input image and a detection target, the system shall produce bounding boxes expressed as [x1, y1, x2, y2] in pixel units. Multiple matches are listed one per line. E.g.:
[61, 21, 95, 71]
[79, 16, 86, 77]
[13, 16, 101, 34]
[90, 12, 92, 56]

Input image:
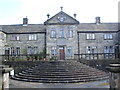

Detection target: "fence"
[0, 53, 120, 61]
[74, 53, 120, 60]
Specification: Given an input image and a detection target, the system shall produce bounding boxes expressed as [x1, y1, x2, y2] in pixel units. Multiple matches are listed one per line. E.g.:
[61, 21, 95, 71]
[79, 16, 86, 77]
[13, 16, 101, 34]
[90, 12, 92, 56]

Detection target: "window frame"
[67, 46, 72, 56]
[59, 27, 64, 38]
[86, 33, 95, 40]
[104, 33, 113, 40]
[51, 30, 56, 38]
[67, 27, 73, 38]
[51, 46, 57, 56]
[28, 34, 37, 41]
[11, 34, 20, 41]
[27, 46, 38, 54]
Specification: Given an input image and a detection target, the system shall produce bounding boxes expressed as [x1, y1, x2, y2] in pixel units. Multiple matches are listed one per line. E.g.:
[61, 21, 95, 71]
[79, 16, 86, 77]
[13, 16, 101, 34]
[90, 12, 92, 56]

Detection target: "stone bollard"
[0, 65, 13, 90]
[106, 63, 120, 90]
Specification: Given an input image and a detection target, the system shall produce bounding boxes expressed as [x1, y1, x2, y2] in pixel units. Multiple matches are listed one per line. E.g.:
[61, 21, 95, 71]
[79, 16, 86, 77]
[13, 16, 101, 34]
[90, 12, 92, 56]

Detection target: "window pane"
[104, 34, 113, 40]
[51, 30, 56, 38]
[16, 47, 20, 55]
[51, 47, 57, 56]
[104, 46, 109, 53]
[68, 30, 73, 38]
[11, 35, 20, 40]
[86, 33, 95, 40]
[109, 34, 113, 39]
[92, 34, 95, 39]
[110, 46, 114, 53]
[59, 27, 64, 38]
[59, 30, 64, 38]
[67, 46, 72, 56]
[86, 46, 91, 53]
[29, 34, 37, 40]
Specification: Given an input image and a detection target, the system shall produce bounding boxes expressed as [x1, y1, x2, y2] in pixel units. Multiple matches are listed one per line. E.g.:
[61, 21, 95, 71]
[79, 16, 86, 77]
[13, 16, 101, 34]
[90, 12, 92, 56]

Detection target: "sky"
[0, 0, 119, 25]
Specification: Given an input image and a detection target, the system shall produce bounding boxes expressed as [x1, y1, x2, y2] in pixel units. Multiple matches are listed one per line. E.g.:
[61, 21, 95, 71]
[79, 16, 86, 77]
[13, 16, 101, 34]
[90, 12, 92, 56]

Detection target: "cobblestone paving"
[9, 79, 109, 89]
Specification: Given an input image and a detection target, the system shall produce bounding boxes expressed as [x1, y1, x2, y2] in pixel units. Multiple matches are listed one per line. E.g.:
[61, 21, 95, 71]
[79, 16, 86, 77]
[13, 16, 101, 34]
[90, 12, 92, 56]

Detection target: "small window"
[27, 46, 38, 54]
[104, 46, 109, 53]
[11, 47, 15, 55]
[51, 47, 57, 56]
[59, 28, 64, 38]
[67, 46, 72, 56]
[110, 46, 114, 53]
[51, 30, 56, 38]
[67, 27, 73, 38]
[86, 33, 95, 40]
[11, 34, 20, 41]
[16, 47, 20, 55]
[86, 46, 97, 54]
[104, 34, 113, 40]
[28, 34, 37, 40]
[86, 46, 91, 54]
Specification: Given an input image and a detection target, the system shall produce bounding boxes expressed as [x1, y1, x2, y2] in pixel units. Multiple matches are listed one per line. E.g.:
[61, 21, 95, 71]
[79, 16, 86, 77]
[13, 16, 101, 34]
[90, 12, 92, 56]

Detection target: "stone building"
[0, 29, 6, 55]
[0, 10, 119, 60]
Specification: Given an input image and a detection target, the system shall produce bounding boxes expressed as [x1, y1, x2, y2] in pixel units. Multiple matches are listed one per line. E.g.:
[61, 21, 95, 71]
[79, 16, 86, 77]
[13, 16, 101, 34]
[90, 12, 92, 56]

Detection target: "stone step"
[12, 61, 109, 83]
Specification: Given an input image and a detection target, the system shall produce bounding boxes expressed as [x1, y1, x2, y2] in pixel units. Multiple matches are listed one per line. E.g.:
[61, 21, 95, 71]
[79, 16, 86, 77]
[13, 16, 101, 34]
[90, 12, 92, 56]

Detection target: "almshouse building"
[0, 9, 120, 60]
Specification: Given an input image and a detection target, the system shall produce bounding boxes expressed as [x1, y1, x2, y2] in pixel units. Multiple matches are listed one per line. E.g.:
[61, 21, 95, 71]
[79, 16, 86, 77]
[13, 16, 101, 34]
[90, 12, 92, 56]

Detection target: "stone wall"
[6, 33, 45, 54]
[78, 32, 117, 54]
[46, 25, 78, 59]
[0, 31, 6, 55]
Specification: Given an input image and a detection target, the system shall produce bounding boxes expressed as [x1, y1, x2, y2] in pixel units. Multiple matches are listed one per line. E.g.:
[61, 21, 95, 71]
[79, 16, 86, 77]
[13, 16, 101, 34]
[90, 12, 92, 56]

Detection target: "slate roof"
[1, 23, 119, 34]
[77, 23, 118, 32]
[1, 24, 46, 34]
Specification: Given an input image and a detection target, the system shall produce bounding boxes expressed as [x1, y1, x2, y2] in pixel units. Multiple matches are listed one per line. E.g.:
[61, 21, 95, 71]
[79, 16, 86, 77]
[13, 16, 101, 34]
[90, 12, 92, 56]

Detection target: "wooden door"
[59, 47, 65, 60]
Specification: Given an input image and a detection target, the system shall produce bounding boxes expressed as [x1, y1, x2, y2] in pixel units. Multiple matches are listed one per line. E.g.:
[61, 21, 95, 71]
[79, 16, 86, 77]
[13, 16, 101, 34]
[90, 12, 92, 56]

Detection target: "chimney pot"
[23, 17, 28, 25]
[95, 17, 100, 24]
[74, 13, 77, 18]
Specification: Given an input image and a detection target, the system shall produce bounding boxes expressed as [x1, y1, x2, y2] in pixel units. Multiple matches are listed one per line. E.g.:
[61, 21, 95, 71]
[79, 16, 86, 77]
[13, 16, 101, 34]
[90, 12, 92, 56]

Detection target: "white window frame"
[67, 27, 73, 38]
[67, 46, 72, 56]
[59, 28, 64, 38]
[86, 46, 97, 54]
[104, 33, 113, 40]
[16, 47, 20, 55]
[27, 46, 38, 54]
[11, 34, 20, 41]
[51, 30, 56, 38]
[86, 33, 95, 40]
[28, 34, 37, 40]
[104, 46, 109, 53]
[110, 46, 114, 53]
[51, 47, 57, 56]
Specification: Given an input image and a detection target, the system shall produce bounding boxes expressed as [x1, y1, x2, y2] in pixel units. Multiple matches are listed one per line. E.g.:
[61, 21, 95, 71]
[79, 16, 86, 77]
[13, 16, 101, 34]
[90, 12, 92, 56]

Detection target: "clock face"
[57, 15, 66, 22]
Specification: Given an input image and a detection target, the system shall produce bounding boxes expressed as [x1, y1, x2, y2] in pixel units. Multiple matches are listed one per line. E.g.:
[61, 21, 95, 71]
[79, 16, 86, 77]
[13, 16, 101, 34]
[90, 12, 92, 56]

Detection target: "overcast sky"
[0, 0, 119, 25]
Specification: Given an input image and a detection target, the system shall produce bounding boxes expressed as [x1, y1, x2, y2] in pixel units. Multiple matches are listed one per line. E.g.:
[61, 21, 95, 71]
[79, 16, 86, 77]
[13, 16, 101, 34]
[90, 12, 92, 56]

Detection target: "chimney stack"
[23, 16, 28, 26]
[95, 17, 100, 25]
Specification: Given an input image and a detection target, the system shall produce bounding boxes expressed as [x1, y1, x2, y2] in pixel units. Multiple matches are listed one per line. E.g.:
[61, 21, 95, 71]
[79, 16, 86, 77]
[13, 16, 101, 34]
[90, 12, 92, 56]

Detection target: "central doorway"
[59, 47, 65, 60]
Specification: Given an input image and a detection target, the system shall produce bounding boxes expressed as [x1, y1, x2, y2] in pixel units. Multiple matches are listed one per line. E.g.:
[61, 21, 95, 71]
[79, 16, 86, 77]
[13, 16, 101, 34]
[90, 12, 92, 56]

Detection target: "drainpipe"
[77, 32, 80, 60]
[44, 29, 47, 59]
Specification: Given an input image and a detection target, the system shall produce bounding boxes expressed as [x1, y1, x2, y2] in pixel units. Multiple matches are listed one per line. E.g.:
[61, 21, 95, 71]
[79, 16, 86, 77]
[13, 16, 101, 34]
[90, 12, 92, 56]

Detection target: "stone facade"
[0, 30, 6, 55]
[0, 10, 119, 60]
